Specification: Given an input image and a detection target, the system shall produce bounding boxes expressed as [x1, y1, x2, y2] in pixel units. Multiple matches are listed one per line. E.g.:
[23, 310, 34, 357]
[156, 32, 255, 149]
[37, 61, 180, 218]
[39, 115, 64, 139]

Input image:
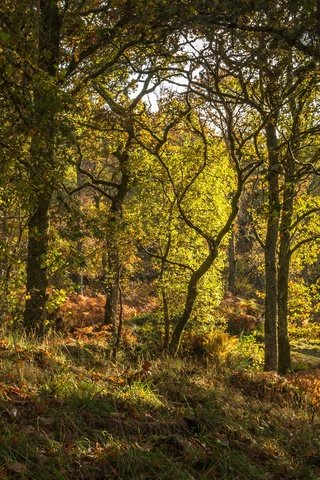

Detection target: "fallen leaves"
[0, 383, 31, 402]
[7, 462, 28, 474]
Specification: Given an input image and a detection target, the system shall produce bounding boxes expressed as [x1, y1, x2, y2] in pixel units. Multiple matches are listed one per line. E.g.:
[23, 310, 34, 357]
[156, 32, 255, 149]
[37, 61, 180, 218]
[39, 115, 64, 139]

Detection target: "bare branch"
[290, 207, 320, 231]
[139, 242, 194, 273]
[66, 181, 114, 201]
[290, 235, 320, 256]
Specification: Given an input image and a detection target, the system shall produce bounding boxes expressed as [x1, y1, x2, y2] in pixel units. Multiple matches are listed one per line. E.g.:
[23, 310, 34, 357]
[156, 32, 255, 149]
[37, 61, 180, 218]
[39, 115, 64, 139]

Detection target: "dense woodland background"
[0, 1, 320, 478]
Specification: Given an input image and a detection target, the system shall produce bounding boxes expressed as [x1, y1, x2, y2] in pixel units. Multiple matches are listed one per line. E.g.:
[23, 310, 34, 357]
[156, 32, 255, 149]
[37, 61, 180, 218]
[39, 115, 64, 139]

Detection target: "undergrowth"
[0, 327, 319, 479]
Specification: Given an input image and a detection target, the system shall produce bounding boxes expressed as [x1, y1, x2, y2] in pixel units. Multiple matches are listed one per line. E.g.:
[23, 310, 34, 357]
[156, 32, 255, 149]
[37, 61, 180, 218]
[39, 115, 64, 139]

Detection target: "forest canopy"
[0, 0, 319, 375]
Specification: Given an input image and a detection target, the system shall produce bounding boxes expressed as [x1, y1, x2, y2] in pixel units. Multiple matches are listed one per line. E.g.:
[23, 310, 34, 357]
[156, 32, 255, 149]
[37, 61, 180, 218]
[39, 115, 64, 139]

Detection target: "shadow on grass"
[59, 342, 111, 368]
[291, 345, 320, 358]
[0, 357, 319, 480]
[291, 346, 320, 371]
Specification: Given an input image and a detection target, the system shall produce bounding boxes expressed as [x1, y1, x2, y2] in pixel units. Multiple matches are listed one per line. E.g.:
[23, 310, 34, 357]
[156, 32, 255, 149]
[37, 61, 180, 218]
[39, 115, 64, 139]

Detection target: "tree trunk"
[169, 246, 216, 354]
[162, 287, 170, 350]
[264, 121, 280, 371]
[278, 199, 291, 375]
[73, 168, 85, 294]
[169, 167, 242, 354]
[160, 229, 172, 351]
[277, 56, 300, 375]
[227, 226, 237, 294]
[103, 150, 129, 329]
[277, 181, 293, 374]
[23, 0, 60, 335]
[112, 267, 123, 361]
[104, 246, 120, 329]
[24, 197, 51, 334]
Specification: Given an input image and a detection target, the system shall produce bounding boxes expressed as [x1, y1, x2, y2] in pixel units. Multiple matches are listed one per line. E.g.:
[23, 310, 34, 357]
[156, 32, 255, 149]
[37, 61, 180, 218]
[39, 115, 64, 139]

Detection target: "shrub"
[219, 294, 263, 335]
[183, 329, 237, 366]
[230, 333, 264, 371]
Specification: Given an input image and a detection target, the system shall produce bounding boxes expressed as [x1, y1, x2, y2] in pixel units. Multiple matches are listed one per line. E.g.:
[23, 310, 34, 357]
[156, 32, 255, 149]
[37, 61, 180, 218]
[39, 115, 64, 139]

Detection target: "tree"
[1, 0, 183, 334]
[22, 0, 61, 334]
[133, 108, 233, 350]
[132, 71, 262, 351]
[187, 24, 319, 370]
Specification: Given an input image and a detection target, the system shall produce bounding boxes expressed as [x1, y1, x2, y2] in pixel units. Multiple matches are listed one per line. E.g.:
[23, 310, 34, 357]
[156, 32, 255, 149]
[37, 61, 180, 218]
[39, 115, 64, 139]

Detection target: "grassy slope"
[0, 331, 319, 480]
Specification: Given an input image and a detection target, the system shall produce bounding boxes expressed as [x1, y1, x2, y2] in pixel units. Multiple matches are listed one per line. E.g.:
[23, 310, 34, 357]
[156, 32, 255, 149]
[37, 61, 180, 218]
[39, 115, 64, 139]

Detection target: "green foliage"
[289, 323, 320, 343]
[231, 333, 264, 371]
[127, 112, 234, 334]
[47, 288, 68, 314]
[288, 279, 314, 326]
[129, 313, 162, 352]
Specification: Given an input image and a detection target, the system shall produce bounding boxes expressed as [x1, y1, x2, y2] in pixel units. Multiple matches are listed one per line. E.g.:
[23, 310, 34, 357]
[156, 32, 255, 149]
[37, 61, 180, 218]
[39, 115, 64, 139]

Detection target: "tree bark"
[162, 287, 170, 350]
[104, 150, 129, 329]
[160, 228, 172, 351]
[112, 266, 123, 361]
[23, 0, 60, 335]
[277, 56, 301, 375]
[104, 244, 120, 329]
[277, 70, 297, 374]
[264, 121, 280, 371]
[227, 226, 237, 294]
[24, 196, 51, 334]
[73, 168, 85, 294]
[277, 175, 293, 374]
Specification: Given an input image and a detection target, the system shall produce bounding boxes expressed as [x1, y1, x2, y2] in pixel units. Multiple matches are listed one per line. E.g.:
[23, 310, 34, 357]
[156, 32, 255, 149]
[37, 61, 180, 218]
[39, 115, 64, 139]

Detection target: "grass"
[0, 328, 319, 479]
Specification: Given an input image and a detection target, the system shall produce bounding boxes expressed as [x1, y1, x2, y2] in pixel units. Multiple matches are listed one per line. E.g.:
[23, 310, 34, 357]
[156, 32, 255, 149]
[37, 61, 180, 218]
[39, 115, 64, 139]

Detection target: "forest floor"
[0, 317, 319, 479]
